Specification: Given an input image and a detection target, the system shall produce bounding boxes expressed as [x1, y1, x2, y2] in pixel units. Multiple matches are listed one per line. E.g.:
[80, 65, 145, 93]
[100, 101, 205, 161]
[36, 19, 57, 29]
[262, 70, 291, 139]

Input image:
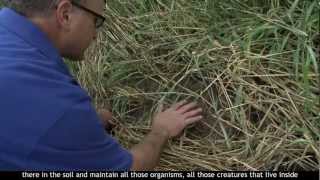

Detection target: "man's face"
[61, 0, 105, 60]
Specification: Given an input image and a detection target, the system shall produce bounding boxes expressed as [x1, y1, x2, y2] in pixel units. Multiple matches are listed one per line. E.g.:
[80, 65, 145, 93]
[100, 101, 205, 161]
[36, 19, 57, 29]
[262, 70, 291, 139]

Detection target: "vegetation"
[74, 0, 319, 170]
[2, 0, 319, 170]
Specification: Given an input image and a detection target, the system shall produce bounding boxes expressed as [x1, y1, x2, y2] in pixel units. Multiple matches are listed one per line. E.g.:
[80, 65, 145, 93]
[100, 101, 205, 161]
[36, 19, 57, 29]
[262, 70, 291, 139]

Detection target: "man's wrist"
[150, 128, 170, 141]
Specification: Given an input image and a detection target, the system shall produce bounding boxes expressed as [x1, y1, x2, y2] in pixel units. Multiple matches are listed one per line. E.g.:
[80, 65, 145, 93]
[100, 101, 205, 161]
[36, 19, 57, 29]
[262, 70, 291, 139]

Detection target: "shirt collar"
[0, 8, 71, 75]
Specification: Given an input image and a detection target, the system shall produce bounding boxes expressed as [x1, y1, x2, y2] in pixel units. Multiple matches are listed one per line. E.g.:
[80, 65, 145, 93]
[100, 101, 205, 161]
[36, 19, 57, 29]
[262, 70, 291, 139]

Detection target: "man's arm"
[129, 100, 203, 171]
[129, 130, 169, 170]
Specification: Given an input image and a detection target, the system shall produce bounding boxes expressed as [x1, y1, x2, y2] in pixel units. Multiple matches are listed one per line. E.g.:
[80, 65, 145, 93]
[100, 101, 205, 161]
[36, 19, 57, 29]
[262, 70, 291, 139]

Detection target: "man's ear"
[55, 0, 74, 32]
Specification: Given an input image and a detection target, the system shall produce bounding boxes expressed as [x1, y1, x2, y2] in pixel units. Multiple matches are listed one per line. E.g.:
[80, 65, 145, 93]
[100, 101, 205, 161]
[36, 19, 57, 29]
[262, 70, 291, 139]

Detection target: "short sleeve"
[26, 101, 133, 171]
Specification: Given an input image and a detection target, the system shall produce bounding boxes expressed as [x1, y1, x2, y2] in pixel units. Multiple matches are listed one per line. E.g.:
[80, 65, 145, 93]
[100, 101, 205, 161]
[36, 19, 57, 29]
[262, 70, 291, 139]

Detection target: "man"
[0, 0, 203, 170]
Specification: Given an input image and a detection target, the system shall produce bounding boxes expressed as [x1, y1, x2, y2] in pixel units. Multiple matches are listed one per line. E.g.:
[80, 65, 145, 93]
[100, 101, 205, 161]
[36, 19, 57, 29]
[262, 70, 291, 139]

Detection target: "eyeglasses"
[71, 0, 105, 28]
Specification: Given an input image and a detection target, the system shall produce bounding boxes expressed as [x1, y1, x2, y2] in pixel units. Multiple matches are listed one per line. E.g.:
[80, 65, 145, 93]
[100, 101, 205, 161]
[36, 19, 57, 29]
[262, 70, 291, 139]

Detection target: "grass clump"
[72, 0, 319, 170]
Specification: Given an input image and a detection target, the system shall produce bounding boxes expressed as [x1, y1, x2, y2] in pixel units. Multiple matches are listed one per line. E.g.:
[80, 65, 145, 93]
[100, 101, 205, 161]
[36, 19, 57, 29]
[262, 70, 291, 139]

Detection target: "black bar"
[0, 171, 318, 180]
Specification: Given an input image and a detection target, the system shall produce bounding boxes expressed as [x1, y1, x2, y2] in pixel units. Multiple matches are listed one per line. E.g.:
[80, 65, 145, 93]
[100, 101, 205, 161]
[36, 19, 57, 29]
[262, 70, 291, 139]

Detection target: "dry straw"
[72, 0, 320, 170]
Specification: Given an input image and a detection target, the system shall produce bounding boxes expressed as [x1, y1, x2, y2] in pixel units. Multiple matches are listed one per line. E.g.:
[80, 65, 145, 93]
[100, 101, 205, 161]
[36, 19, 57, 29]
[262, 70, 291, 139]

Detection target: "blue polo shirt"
[0, 8, 132, 171]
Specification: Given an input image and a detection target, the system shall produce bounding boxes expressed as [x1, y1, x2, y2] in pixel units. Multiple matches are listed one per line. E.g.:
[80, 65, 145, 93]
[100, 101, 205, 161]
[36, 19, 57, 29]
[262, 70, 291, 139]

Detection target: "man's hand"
[130, 100, 203, 170]
[151, 100, 203, 139]
[97, 109, 115, 132]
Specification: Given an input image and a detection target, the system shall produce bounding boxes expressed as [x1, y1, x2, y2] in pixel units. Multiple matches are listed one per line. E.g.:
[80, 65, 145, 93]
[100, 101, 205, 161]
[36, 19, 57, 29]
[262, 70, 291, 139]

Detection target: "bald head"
[3, 0, 85, 17]
[3, 0, 106, 61]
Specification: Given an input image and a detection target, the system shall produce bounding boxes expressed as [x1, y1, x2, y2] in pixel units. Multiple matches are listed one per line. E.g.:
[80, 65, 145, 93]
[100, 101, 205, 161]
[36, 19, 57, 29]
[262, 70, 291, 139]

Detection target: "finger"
[178, 102, 198, 114]
[156, 103, 164, 113]
[185, 115, 203, 126]
[105, 120, 116, 132]
[171, 100, 188, 110]
[183, 108, 202, 118]
[98, 109, 113, 120]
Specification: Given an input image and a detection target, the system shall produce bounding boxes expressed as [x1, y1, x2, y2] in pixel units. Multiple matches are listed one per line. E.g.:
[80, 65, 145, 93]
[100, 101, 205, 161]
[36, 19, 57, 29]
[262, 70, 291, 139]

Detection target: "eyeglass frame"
[70, 0, 106, 28]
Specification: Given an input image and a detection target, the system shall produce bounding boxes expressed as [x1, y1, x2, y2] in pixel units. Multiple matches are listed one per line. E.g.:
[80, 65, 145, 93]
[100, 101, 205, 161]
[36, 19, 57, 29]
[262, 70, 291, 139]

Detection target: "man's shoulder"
[0, 43, 92, 147]
[0, 62, 94, 169]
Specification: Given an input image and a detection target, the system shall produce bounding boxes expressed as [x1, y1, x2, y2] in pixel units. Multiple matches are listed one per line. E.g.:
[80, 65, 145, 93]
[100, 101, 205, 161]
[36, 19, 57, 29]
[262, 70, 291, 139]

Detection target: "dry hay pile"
[72, 0, 320, 170]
